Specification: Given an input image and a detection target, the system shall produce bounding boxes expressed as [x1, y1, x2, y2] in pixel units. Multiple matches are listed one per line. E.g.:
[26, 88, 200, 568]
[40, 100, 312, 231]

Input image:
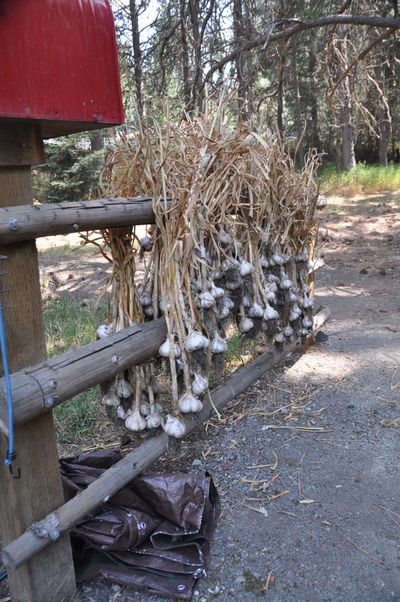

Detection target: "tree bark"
[292, 44, 305, 168]
[375, 59, 389, 165]
[130, 0, 143, 117]
[180, 0, 191, 110]
[336, 26, 356, 170]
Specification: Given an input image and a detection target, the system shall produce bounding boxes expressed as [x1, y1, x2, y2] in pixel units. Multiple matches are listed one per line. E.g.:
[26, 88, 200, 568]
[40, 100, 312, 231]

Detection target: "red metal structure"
[0, 0, 124, 138]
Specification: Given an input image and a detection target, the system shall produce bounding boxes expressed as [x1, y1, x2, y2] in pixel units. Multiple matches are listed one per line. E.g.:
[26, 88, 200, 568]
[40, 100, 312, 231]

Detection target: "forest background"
[33, 0, 400, 202]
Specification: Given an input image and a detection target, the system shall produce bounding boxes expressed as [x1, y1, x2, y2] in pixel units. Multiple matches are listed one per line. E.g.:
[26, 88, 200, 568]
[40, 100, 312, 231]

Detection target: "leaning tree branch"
[203, 14, 400, 85]
[327, 27, 396, 101]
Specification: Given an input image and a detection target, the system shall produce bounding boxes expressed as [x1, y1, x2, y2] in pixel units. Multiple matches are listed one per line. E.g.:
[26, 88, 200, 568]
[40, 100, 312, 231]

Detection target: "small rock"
[359, 268, 368, 274]
[235, 575, 246, 585]
[111, 584, 121, 593]
[192, 458, 205, 469]
[378, 268, 387, 276]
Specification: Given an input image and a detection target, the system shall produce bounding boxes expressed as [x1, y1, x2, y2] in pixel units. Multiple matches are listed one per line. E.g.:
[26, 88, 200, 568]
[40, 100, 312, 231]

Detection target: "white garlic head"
[210, 284, 225, 299]
[239, 317, 254, 333]
[140, 236, 153, 252]
[192, 373, 209, 396]
[102, 392, 120, 407]
[210, 333, 228, 354]
[185, 330, 210, 352]
[263, 305, 279, 321]
[239, 260, 254, 277]
[159, 339, 181, 358]
[116, 378, 134, 399]
[125, 410, 147, 431]
[146, 411, 162, 429]
[97, 324, 113, 339]
[163, 414, 186, 438]
[140, 401, 150, 416]
[179, 392, 203, 413]
[199, 291, 215, 309]
[248, 303, 264, 318]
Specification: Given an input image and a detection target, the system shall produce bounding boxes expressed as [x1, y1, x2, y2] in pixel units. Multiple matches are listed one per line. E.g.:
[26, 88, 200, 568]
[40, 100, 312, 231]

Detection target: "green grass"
[44, 297, 108, 447]
[39, 243, 99, 259]
[318, 163, 400, 196]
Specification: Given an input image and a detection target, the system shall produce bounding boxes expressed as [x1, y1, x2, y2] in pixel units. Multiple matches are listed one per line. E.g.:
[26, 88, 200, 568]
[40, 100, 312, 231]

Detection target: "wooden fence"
[0, 124, 330, 601]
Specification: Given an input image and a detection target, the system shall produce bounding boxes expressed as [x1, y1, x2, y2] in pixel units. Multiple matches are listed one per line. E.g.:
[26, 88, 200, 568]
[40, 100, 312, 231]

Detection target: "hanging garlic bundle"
[90, 102, 320, 438]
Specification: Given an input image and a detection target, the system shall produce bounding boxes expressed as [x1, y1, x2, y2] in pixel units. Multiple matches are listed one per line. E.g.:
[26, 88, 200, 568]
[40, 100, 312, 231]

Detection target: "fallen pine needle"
[338, 530, 386, 568]
[263, 571, 275, 591]
[298, 499, 318, 504]
[242, 504, 269, 517]
[277, 510, 299, 518]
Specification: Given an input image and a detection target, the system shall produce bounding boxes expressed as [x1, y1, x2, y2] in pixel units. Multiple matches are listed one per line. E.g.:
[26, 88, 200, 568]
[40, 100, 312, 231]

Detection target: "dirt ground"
[3, 191, 400, 601]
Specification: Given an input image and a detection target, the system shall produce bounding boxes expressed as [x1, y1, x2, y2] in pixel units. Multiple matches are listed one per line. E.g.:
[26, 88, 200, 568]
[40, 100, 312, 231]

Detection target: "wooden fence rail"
[1, 306, 331, 572]
[0, 318, 167, 435]
[0, 197, 157, 244]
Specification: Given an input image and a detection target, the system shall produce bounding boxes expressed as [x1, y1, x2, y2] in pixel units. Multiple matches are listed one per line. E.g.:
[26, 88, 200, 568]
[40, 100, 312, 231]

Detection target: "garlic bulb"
[144, 306, 154, 317]
[140, 401, 150, 416]
[116, 378, 134, 399]
[302, 316, 313, 329]
[219, 230, 232, 245]
[272, 253, 285, 266]
[225, 278, 242, 290]
[146, 412, 162, 429]
[283, 325, 294, 337]
[242, 295, 251, 308]
[265, 290, 276, 303]
[219, 305, 230, 319]
[140, 292, 152, 307]
[163, 415, 186, 438]
[274, 331, 285, 343]
[125, 410, 147, 431]
[248, 303, 264, 318]
[300, 328, 309, 336]
[179, 392, 203, 413]
[192, 373, 209, 395]
[302, 295, 314, 309]
[210, 284, 225, 299]
[267, 274, 280, 283]
[303, 284, 312, 294]
[159, 339, 181, 358]
[289, 305, 302, 322]
[210, 333, 228, 353]
[140, 236, 153, 252]
[263, 304, 279, 321]
[102, 392, 120, 407]
[224, 296, 235, 310]
[239, 260, 254, 277]
[199, 291, 215, 308]
[280, 278, 293, 289]
[96, 324, 112, 339]
[260, 256, 269, 268]
[288, 291, 298, 303]
[239, 317, 254, 333]
[185, 330, 210, 352]
[116, 405, 127, 420]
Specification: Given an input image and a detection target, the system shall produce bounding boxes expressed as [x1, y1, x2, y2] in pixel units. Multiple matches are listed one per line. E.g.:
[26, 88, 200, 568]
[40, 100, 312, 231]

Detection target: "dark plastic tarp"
[60, 451, 220, 600]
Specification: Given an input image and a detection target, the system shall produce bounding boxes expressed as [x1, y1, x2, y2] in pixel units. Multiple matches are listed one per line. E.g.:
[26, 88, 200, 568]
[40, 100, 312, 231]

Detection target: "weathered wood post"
[0, 1, 124, 599]
[0, 126, 77, 601]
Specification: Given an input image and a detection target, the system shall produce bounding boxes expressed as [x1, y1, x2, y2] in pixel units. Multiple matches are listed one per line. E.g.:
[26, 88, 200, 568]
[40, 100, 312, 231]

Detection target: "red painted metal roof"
[0, 0, 124, 137]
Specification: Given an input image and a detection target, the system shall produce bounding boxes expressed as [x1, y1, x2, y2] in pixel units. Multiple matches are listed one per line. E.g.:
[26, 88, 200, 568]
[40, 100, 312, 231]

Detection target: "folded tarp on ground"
[60, 450, 220, 600]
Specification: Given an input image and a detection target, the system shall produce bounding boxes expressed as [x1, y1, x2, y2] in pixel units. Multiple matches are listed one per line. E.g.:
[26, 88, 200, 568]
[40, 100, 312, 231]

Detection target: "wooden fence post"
[0, 124, 76, 601]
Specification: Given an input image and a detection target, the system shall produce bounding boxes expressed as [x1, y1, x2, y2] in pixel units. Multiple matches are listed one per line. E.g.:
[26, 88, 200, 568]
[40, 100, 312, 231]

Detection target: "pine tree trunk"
[129, 0, 143, 117]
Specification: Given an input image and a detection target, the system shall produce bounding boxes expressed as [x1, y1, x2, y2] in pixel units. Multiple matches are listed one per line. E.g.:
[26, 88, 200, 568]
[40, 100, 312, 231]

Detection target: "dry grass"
[83, 100, 320, 437]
